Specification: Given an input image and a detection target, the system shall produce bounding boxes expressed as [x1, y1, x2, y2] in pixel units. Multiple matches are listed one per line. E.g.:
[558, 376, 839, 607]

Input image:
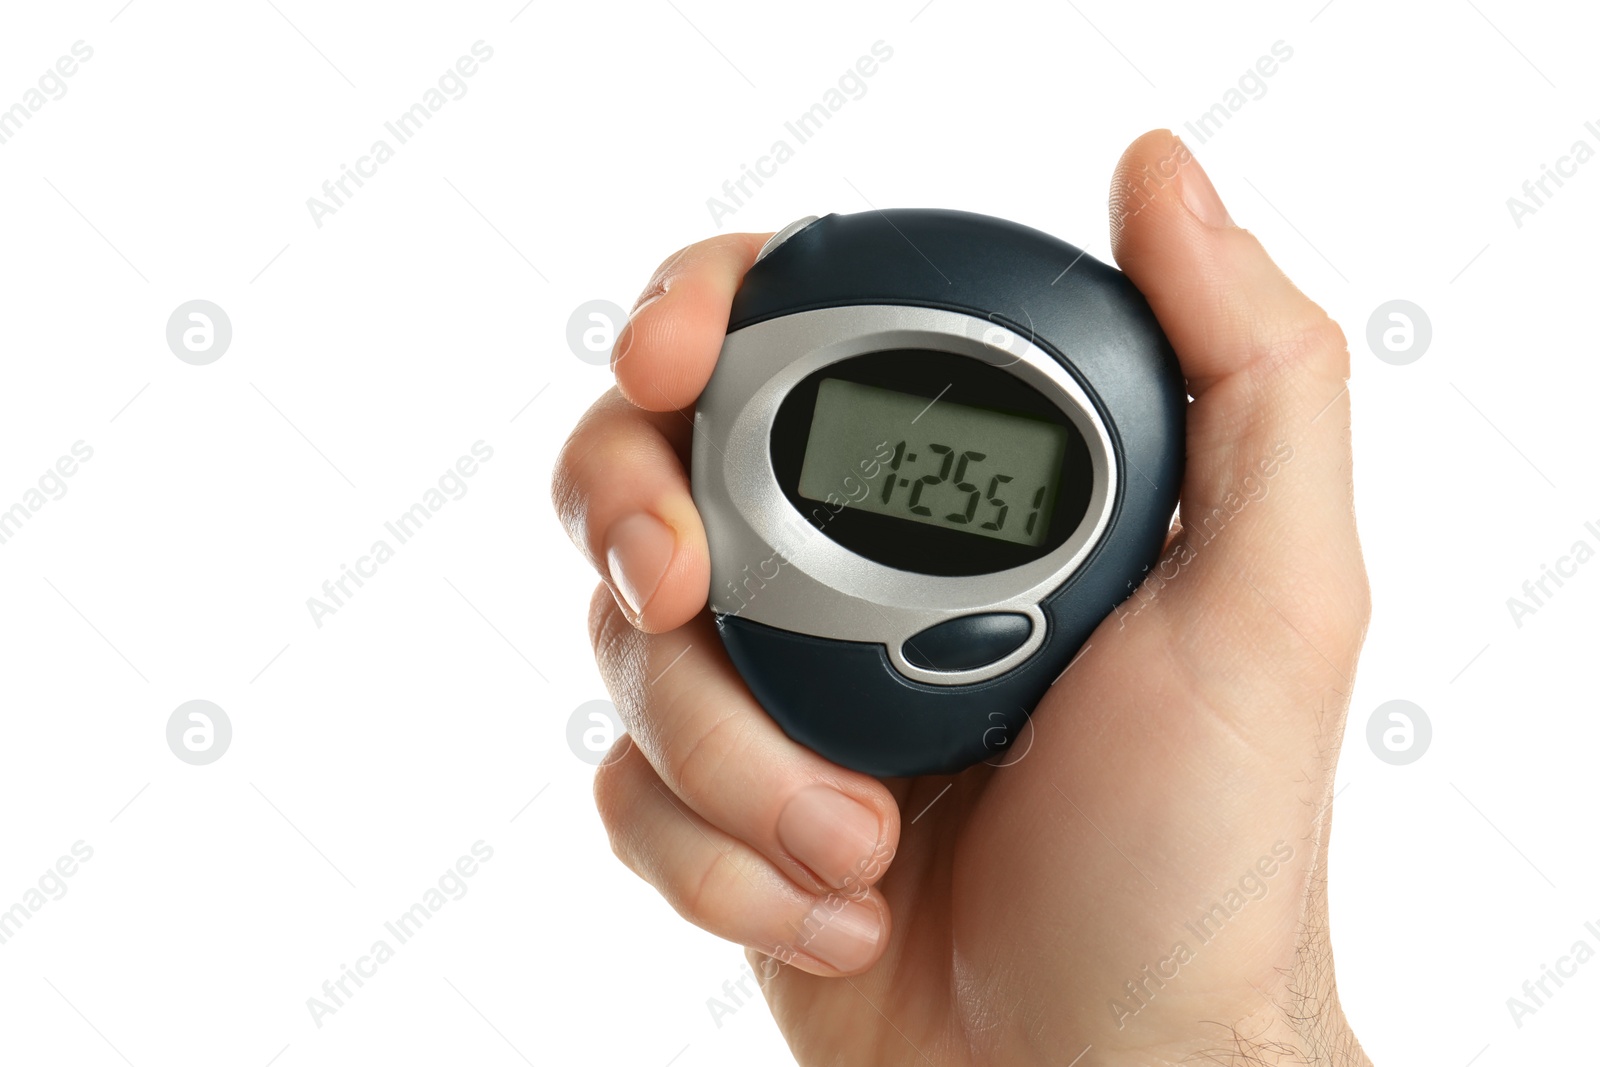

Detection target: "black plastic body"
[708, 209, 1185, 777]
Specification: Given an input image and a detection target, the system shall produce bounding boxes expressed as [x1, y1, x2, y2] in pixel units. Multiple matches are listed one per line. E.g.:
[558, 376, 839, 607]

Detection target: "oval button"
[902, 613, 1033, 672]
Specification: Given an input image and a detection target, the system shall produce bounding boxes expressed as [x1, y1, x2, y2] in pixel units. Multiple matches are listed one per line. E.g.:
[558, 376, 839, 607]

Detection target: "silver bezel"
[692, 305, 1117, 686]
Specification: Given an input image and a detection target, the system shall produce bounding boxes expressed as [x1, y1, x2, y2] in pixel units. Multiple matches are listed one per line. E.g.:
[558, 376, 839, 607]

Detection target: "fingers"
[1108, 130, 1369, 649]
[588, 584, 900, 898]
[565, 230, 901, 971]
[593, 734, 891, 977]
[552, 230, 773, 629]
[551, 389, 707, 632]
[1111, 130, 1350, 400]
[613, 232, 772, 412]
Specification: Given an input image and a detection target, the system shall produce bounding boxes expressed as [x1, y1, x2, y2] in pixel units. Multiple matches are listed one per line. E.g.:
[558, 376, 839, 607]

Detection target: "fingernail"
[1176, 138, 1234, 228]
[794, 896, 882, 973]
[777, 785, 883, 891]
[604, 512, 674, 615]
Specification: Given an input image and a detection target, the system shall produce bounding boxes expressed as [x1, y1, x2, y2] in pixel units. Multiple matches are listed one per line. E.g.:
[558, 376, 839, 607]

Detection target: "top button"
[755, 215, 821, 263]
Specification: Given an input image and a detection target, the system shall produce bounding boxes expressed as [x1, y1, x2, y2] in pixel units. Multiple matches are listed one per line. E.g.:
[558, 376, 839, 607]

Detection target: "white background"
[0, 1, 1595, 1064]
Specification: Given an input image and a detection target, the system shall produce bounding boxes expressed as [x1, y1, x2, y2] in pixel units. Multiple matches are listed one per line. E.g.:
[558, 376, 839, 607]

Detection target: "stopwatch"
[690, 209, 1184, 777]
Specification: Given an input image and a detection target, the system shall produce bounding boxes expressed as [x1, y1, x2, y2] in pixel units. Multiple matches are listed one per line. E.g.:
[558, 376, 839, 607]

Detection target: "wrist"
[1127, 939, 1371, 1067]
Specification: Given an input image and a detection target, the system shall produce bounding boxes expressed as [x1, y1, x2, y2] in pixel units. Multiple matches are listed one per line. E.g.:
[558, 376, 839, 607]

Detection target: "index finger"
[614, 232, 772, 412]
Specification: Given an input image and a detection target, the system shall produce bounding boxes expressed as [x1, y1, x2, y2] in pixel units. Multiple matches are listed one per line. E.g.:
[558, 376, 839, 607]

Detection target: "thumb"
[1109, 129, 1368, 675]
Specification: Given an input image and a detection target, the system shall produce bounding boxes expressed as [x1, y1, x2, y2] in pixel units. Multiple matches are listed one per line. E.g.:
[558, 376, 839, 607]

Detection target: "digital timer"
[691, 209, 1185, 777]
[797, 379, 1067, 547]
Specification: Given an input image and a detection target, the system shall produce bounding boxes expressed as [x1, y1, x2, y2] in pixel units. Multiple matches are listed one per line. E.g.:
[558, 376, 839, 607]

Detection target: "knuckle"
[645, 243, 693, 288]
[675, 844, 748, 925]
[1251, 303, 1349, 383]
[1346, 566, 1374, 628]
[548, 389, 629, 542]
[1276, 565, 1373, 679]
[670, 705, 754, 809]
[588, 585, 652, 728]
[549, 432, 597, 549]
[591, 744, 650, 874]
[1332, 570, 1374, 652]
[591, 750, 630, 849]
[548, 443, 584, 539]
[587, 583, 635, 668]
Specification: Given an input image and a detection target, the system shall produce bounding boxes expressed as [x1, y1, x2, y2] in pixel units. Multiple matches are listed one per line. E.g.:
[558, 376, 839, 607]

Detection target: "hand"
[552, 129, 1372, 1066]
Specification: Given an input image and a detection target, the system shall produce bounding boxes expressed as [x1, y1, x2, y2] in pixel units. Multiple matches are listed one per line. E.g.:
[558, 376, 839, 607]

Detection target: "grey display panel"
[795, 378, 1069, 548]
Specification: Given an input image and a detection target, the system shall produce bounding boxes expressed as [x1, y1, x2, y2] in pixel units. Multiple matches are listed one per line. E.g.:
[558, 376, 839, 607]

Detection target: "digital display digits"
[796, 378, 1068, 548]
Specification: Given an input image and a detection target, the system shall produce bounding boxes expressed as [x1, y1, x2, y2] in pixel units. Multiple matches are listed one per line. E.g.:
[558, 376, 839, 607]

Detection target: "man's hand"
[552, 129, 1372, 1066]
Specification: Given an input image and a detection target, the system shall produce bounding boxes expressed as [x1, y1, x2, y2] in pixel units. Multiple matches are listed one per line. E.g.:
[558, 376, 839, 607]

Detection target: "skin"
[553, 130, 1374, 1066]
